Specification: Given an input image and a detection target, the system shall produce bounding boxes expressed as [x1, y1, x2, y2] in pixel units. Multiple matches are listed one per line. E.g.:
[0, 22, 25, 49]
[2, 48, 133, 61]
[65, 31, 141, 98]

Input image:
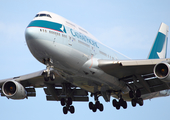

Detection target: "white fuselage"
[25, 11, 170, 101]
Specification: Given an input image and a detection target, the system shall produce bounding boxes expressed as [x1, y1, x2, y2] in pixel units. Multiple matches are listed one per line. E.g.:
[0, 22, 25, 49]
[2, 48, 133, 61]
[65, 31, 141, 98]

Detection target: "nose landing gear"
[43, 58, 55, 81]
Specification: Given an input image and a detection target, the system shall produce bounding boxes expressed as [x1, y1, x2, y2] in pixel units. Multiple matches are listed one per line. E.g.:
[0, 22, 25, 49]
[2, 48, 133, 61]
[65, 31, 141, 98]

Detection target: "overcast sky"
[0, 0, 170, 120]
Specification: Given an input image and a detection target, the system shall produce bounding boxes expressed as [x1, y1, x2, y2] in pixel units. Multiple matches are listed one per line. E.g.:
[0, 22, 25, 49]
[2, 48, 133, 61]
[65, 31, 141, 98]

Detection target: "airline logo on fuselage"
[70, 29, 99, 48]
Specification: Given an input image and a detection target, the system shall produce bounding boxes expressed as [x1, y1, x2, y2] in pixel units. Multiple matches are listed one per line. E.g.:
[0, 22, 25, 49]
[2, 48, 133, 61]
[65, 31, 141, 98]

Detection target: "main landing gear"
[112, 92, 127, 110]
[61, 97, 75, 114]
[88, 93, 104, 112]
[60, 83, 76, 114]
[112, 98, 127, 110]
[129, 89, 144, 107]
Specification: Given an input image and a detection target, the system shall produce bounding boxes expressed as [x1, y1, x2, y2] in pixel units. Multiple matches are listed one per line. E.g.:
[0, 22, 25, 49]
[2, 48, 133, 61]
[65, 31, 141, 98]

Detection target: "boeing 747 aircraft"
[0, 11, 170, 114]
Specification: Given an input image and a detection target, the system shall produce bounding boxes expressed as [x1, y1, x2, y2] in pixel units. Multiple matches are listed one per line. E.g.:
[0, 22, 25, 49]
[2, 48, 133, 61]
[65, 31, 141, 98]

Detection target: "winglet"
[148, 23, 169, 59]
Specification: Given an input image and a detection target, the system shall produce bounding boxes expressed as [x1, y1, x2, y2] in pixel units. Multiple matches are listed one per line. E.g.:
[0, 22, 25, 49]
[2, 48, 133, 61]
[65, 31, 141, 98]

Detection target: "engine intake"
[2, 80, 27, 99]
[154, 62, 170, 82]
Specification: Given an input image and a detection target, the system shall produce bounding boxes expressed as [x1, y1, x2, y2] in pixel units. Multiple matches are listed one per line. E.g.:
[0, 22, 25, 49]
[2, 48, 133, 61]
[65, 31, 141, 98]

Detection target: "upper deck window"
[35, 14, 52, 18]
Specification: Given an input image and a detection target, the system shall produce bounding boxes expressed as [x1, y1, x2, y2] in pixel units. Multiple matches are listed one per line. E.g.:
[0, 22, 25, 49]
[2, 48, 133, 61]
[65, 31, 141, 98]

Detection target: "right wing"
[0, 69, 89, 102]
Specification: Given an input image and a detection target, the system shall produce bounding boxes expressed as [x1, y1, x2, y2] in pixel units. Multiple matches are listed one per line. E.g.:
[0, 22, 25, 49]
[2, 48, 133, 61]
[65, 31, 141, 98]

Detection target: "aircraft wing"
[0, 69, 89, 101]
[0, 70, 65, 88]
[98, 58, 170, 95]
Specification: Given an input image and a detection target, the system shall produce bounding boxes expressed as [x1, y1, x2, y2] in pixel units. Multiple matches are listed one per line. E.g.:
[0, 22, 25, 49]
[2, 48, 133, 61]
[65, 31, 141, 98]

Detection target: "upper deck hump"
[33, 11, 98, 42]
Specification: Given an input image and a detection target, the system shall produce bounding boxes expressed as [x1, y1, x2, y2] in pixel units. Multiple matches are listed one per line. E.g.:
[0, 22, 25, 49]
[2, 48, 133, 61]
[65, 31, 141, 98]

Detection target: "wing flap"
[129, 78, 170, 95]
[44, 87, 89, 101]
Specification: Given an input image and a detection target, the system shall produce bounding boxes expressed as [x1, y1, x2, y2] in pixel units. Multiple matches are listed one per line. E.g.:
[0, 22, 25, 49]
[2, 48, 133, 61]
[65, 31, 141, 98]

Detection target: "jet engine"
[2, 80, 27, 99]
[154, 62, 170, 82]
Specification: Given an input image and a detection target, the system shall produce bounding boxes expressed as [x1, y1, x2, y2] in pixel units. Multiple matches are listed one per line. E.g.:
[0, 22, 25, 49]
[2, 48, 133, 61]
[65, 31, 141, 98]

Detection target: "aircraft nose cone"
[25, 27, 42, 55]
[25, 27, 38, 41]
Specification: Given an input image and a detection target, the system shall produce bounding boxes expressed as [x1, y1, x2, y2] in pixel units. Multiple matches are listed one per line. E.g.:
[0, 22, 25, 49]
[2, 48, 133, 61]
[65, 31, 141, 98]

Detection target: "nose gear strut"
[43, 58, 55, 81]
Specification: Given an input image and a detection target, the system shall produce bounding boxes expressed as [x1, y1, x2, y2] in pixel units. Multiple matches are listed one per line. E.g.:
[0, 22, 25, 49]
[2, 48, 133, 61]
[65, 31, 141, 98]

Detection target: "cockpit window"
[39, 14, 47, 17]
[35, 14, 39, 17]
[47, 14, 52, 18]
[35, 13, 52, 18]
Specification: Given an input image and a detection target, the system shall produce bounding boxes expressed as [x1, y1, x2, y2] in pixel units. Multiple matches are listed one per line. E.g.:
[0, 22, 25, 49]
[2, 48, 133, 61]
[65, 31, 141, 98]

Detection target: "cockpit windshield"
[35, 14, 52, 18]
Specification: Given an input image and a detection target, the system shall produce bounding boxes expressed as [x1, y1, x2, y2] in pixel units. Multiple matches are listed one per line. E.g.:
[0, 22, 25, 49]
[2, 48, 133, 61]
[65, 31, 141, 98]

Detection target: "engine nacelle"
[2, 80, 27, 99]
[154, 62, 170, 82]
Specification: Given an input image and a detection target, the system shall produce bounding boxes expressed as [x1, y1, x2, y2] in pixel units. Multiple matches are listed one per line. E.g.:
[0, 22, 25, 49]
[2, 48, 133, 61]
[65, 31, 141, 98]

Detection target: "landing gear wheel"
[129, 90, 134, 98]
[92, 105, 97, 112]
[44, 72, 49, 81]
[89, 102, 93, 110]
[138, 98, 144, 106]
[131, 99, 136, 107]
[67, 97, 72, 105]
[116, 102, 120, 110]
[119, 98, 124, 106]
[122, 101, 127, 109]
[50, 72, 55, 81]
[63, 107, 68, 114]
[95, 101, 100, 109]
[99, 104, 104, 111]
[61, 98, 65, 106]
[112, 99, 117, 107]
[70, 106, 75, 114]
[136, 89, 141, 97]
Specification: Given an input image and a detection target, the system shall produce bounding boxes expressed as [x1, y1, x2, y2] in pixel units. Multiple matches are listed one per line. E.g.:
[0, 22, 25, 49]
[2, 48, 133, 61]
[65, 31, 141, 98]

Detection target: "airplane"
[0, 11, 170, 115]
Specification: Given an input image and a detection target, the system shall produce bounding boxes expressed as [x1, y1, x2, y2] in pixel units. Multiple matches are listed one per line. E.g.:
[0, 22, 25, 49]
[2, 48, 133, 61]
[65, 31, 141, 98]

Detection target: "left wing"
[98, 58, 170, 96]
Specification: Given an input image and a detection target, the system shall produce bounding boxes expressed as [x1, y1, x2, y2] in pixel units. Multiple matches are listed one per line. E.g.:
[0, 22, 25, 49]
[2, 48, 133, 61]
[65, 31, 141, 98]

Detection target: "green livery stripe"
[148, 32, 166, 59]
[27, 20, 66, 33]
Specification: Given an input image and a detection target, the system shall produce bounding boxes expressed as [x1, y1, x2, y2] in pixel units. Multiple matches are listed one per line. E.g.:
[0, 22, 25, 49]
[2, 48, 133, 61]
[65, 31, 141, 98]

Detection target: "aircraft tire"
[92, 106, 97, 112]
[112, 99, 117, 107]
[99, 104, 104, 112]
[119, 98, 124, 106]
[116, 102, 120, 110]
[136, 89, 141, 98]
[95, 101, 100, 109]
[131, 99, 136, 107]
[61, 98, 65, 106]
[50, 72, 55, 81]
[44, 72, 49, 81]
[63, 107, 68, 114]
[122, 101, 127, 109]
[89, 102, 94, 110]
[67, 97, 72, 105]
[138, 98, 144, 106]
[70, 106, 75, 114]
[129, 90, 134, 98]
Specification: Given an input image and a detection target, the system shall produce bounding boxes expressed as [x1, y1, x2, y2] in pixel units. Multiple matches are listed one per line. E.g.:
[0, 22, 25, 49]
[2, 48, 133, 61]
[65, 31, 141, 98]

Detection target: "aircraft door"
[53, 33, 61, 47]
[68, 36, 72, 46]
[53, 38, 57, 47]
[91, 46, 95, 56]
